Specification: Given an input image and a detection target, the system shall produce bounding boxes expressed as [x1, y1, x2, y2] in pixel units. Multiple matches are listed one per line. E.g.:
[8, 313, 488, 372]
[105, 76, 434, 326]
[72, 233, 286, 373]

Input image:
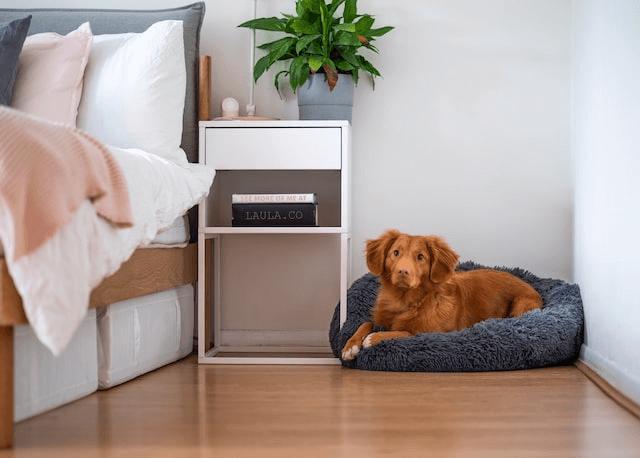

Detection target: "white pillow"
[77, 20, 187, 165]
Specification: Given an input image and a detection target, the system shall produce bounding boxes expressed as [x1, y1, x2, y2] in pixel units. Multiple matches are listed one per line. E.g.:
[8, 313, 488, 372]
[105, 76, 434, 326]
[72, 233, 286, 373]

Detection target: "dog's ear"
[425, 236, 459, 283]
[366, 230, 400, 276]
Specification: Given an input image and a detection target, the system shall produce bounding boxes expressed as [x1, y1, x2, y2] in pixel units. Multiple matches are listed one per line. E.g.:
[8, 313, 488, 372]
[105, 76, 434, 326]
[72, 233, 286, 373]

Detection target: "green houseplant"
[239, 0, 393, 121]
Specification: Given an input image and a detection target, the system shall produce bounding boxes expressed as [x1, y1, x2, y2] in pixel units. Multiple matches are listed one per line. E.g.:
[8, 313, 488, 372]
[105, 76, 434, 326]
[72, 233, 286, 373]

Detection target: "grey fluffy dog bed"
[329, 262, 583, 371]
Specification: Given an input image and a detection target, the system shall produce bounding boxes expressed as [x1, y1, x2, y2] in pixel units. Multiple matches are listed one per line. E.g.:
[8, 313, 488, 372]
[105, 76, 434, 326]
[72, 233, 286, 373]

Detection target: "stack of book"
[231, 193, 318, 227]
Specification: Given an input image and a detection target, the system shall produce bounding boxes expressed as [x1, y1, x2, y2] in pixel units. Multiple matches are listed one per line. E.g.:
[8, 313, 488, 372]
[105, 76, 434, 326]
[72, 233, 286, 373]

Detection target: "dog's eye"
[393, 250, 400, 257]
[417, 254, 425, 261]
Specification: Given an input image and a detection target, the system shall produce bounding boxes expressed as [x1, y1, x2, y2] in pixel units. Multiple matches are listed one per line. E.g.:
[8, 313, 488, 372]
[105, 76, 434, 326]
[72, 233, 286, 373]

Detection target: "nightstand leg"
[340, 233, 349, 328]
[204, 239, 214, 352]
[197, 231, 206, 359]
[213, 235, 222, 350]
[198, 234, 216, 358]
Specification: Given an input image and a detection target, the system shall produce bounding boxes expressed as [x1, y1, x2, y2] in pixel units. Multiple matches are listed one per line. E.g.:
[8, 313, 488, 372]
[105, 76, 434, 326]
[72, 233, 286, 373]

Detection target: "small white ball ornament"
[221, 97, 240, 118]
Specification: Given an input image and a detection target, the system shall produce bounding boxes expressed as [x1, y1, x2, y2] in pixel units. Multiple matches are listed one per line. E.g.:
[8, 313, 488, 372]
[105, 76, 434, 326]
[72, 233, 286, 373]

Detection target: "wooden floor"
[3, 356, 640, 458]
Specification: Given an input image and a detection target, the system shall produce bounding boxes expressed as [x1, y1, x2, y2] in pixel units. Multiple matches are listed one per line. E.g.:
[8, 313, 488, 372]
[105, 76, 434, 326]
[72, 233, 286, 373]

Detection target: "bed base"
[0, 243, 199, 447]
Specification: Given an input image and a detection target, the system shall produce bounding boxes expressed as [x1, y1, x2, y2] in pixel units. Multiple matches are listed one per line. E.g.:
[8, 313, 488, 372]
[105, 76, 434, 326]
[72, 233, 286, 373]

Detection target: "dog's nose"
[398, 268, 409, 276]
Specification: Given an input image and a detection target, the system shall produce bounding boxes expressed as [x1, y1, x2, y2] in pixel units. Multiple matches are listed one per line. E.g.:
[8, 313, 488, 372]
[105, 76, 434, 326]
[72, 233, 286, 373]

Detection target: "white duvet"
[0, 147, 214, 355]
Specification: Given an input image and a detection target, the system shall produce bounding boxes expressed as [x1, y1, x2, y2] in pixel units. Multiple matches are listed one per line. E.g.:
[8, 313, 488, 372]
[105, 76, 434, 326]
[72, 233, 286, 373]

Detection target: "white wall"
[572, 0, 640, 404]
[5, 0, 574, 281]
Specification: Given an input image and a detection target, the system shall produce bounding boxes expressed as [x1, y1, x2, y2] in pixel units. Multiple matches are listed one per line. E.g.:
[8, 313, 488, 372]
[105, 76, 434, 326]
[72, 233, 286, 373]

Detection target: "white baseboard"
[580, 344, 640, 406]
[220, 330, 329, 347]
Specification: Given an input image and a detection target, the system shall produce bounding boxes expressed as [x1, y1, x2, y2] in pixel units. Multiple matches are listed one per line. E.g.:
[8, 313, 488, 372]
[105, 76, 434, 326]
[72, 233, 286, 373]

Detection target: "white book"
[231, 193, 317, 204]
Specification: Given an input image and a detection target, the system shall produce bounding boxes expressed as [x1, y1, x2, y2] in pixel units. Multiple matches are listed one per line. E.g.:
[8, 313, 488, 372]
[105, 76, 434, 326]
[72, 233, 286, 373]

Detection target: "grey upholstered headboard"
[0, 2, 205, 165]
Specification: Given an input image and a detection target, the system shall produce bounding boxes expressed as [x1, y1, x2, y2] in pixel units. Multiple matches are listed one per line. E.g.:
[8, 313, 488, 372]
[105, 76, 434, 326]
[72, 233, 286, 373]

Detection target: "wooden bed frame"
[0, 56, 212, 449]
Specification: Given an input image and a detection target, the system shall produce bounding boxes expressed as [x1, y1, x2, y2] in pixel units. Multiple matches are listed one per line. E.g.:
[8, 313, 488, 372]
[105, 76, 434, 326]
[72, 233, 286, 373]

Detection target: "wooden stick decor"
[199, 55, 212, 121]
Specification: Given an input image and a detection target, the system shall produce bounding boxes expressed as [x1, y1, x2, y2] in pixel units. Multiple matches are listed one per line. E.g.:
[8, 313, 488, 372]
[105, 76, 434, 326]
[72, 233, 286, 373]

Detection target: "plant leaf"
[351, 67, 359, 85]
[368, 26, 394, 37]
[289, 58, 298, 92]
[319, 0, 330, 55]
[296, 34, 321, 54]
[323, 60, 339, 90]
[307, 40, 324, 55]
[298, 65, 310, 89]
[355, 15, 374, 34]
[258, 36, 296, 51]
[323, 57, 337, 71]
[334, 23, 356, 33]
[301, 0, 320, 14]
[290, 56, 308, 92]
[334, 31, 361, 47]
[292, 18, 320, 34]
[308, 55, 324, 72]
[338, 47, 360, 67]
[296, 1, 305, 16]
[268, 37, 297, 65]
[358, 55, 381, 76]
[253, 54, 271, 82]
[364, 42, 379, 53]
[344, 0, 357, 23]
[335, 59, 354, 71]
[295, 59, 308, 90]
[329, 0, 347, 15]
[238, 17, 287, 32]
[274, 69, 289, 97]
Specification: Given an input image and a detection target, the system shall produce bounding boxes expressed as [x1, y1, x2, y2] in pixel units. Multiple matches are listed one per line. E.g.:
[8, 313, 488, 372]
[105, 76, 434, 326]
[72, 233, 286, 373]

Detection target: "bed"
[0, 3, 211, 447]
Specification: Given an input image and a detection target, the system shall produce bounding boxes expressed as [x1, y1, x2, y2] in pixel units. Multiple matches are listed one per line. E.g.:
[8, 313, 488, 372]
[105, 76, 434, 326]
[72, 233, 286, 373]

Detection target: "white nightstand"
[197, 120, 351, 364]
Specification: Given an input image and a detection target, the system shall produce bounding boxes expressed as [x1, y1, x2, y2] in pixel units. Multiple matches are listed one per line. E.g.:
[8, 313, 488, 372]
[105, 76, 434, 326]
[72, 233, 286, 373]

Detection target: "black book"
[232, 203, 318, 227]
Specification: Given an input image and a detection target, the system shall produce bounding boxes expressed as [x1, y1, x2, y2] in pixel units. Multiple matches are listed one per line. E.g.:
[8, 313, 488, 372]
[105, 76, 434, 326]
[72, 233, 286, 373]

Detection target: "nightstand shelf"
[203, 226, 344, 235]
[197, 120, 351, 365]
[203, 348, 338, 365]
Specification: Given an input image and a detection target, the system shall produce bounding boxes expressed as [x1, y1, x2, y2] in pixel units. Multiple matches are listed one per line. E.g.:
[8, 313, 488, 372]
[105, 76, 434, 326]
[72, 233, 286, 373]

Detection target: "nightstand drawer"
[205, 127, 341, 170]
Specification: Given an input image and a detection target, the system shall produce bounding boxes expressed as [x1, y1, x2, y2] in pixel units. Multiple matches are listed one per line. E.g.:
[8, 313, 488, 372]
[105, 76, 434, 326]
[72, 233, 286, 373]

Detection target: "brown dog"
[342, 230, 542, 360]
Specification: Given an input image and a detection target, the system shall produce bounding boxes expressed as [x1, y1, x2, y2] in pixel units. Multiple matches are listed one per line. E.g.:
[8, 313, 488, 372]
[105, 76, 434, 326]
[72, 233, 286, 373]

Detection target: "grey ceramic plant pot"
[297, 73, 354, 121]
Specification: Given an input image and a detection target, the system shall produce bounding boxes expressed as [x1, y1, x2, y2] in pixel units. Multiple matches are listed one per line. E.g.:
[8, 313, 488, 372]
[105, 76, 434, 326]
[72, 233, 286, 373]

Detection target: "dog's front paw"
[341, 342, 361, 361]
[362, 332, 380, 349]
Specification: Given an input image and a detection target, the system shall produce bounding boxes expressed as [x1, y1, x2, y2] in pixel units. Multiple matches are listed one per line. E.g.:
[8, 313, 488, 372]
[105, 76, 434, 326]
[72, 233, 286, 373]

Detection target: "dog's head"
[366, 230, 459, 289]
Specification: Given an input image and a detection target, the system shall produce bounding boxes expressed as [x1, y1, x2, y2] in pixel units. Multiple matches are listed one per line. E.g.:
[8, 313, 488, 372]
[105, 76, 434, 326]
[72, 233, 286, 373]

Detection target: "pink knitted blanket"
[0, 106, 133, 260]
